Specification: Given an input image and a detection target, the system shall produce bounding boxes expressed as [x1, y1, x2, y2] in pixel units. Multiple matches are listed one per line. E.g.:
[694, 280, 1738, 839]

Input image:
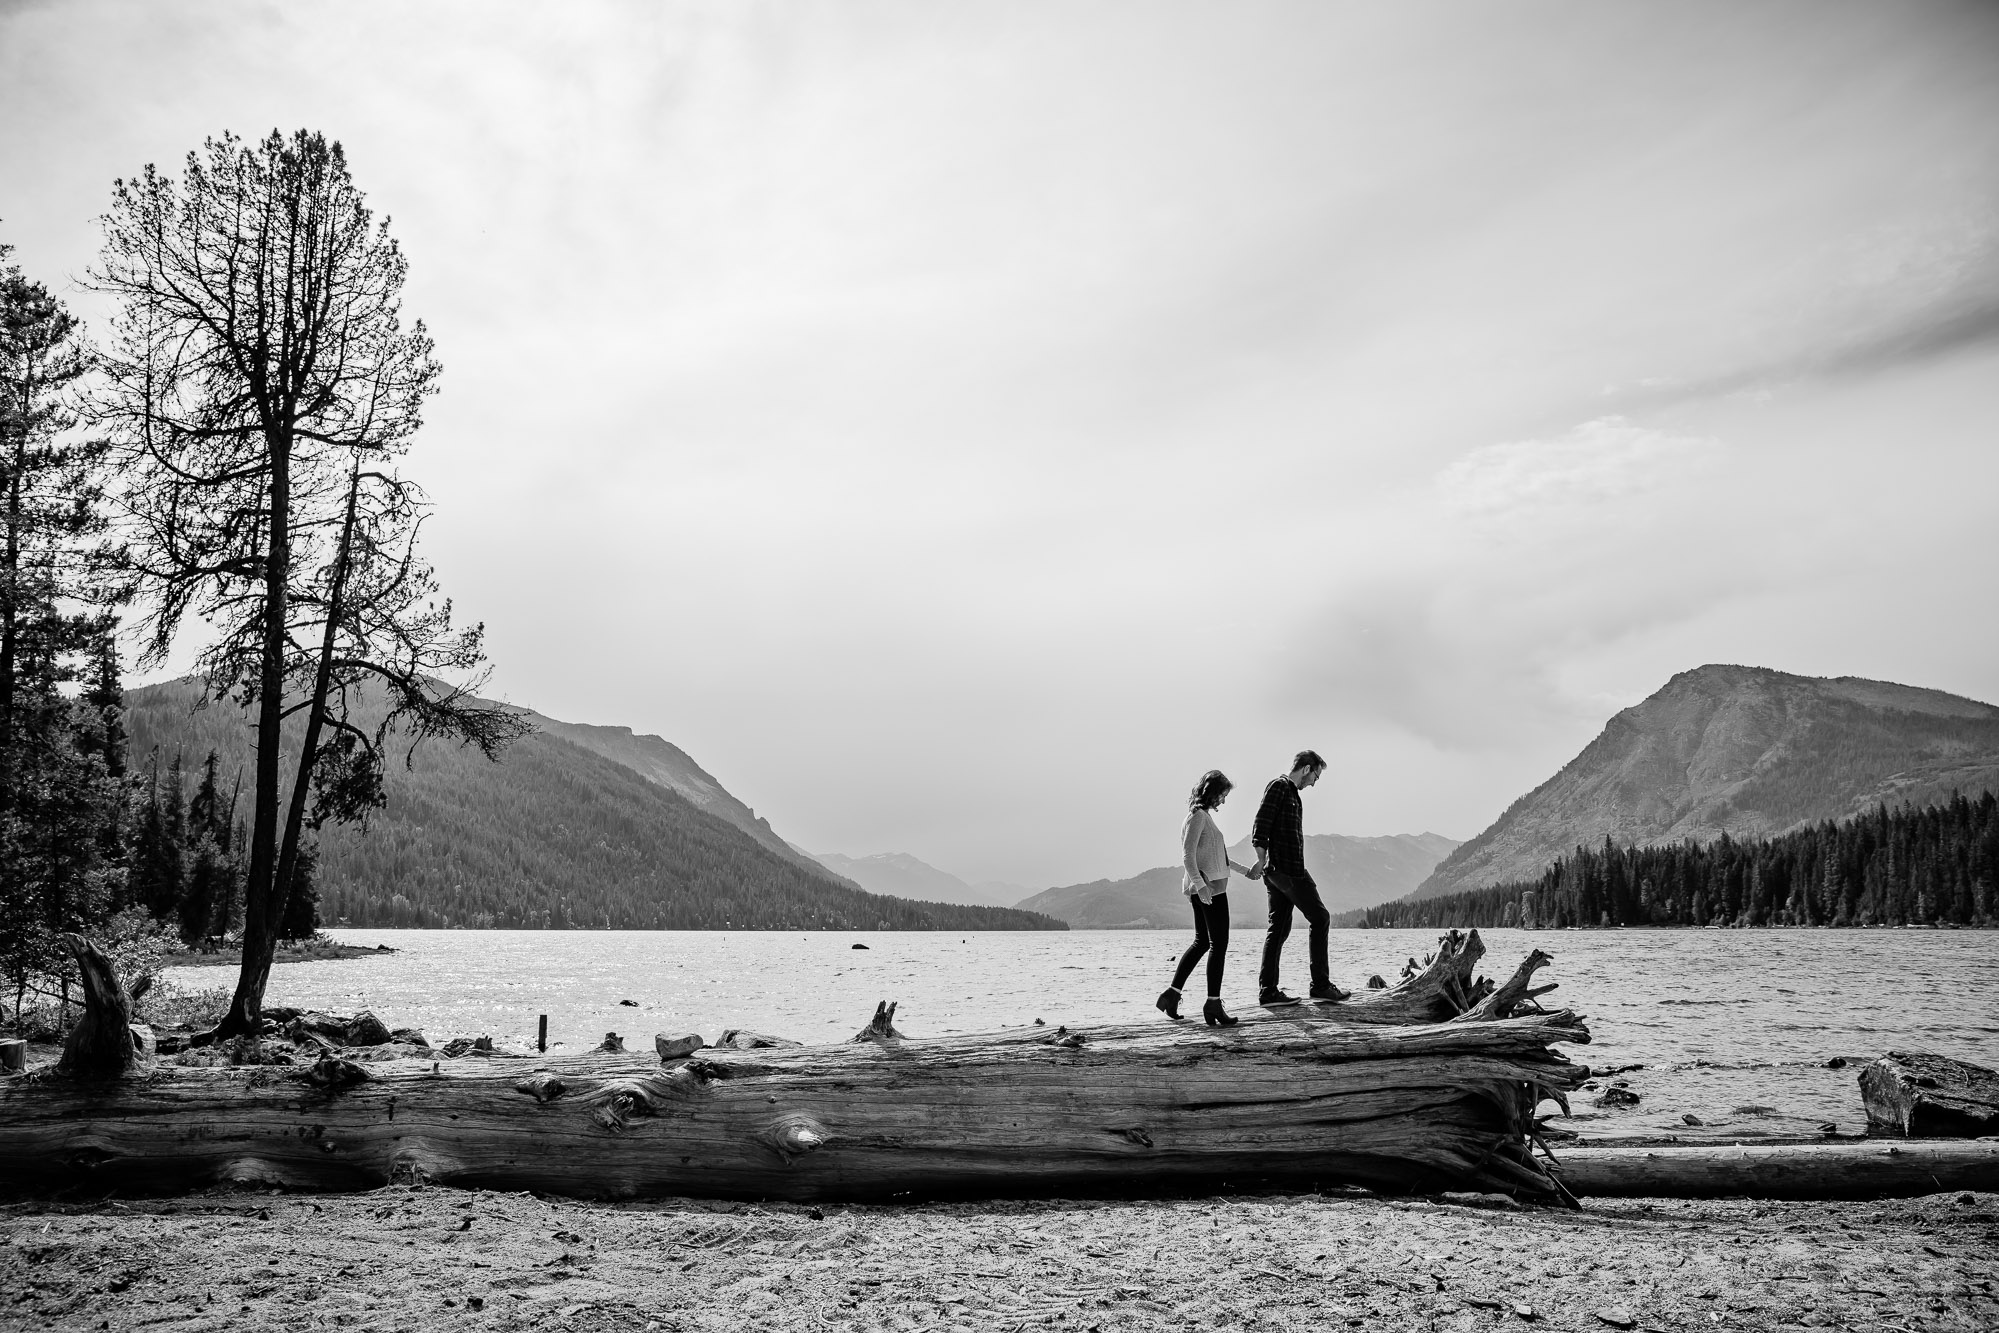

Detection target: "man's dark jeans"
[1259, 868, 1330, 992]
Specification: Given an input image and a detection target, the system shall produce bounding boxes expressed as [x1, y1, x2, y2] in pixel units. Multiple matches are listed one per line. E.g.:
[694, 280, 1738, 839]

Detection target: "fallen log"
[1554, 1140, 1999, 1199]
[0, 929, 1590, 1202]
[1859, 1051, 1999, 1138]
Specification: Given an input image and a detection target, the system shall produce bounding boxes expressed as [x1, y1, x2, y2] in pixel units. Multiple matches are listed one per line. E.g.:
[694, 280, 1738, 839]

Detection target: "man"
[1249, 749, 1348, 1006]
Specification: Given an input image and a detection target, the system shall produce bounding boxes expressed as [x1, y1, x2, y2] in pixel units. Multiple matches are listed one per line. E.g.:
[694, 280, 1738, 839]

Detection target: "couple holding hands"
[1157, 749, 1349, 1027]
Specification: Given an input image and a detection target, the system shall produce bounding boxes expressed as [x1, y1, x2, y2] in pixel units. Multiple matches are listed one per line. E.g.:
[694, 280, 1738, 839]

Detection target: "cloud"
[1286, 420, 1736, 749]
[1439, 417, 1719, 524]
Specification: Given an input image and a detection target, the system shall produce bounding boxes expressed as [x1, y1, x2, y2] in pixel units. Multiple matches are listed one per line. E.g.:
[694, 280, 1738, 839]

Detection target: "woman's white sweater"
[1180, 807, 1232, 902]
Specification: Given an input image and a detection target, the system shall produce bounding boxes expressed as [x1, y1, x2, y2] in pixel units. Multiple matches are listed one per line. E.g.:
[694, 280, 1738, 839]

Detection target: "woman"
[1157, 769, 1257, 1026]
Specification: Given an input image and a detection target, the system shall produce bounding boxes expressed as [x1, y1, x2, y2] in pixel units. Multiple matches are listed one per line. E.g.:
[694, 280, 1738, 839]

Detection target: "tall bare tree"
[92, 130, 527, 1037]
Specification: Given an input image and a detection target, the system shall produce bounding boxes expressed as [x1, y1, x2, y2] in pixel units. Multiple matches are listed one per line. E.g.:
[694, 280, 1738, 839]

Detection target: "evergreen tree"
[0, 239, 119, 1015]
[1357, 790, 1998, 931]
[126, 750, 186, 919]
[177, 751, 237, 948]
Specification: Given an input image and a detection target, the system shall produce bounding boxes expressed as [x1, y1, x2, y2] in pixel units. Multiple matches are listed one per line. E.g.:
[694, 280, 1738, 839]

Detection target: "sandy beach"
[6, 1185, 1993, 1332]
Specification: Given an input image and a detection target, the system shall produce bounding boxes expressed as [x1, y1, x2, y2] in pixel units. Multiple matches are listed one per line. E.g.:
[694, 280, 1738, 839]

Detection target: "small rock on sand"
[1593, 1307, 1637, 1329]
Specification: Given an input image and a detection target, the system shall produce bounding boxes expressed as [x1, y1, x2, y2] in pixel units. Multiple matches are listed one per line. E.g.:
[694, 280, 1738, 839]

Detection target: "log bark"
[1554, 1140, 1999, 1199]
[1859, 1051, 1999, 1138]
[0, 931, 1592, 1202]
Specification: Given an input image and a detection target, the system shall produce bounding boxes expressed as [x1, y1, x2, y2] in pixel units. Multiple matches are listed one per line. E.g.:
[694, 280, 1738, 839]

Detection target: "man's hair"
[1292, 749, 1327, 774]
[1189, 769, 1233, 811]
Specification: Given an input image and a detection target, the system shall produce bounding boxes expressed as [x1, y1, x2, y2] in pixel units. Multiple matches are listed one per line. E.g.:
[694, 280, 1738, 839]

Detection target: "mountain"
[802, 851, 1026, 909]
[1414, 664, 1999, 900]
[121, 680, 1065, 932]
[526, 713, 823, 875]
[1015, 833, 1460, 929]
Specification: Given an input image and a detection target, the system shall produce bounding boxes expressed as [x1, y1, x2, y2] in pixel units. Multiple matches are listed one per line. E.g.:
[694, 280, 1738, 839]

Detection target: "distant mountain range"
[1413, 664, 1999, 900]
[800, 850, 1029, 909]
[1016, 832, 1460, 929]
[122, 680, 1064, 932]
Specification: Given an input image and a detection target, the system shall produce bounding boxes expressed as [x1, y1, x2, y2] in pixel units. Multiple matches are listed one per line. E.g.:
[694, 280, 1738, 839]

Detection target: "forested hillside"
[1355, 791, 1997, 930]
[1417, 665, 1999, 899]
[125, 681, 1064, 932]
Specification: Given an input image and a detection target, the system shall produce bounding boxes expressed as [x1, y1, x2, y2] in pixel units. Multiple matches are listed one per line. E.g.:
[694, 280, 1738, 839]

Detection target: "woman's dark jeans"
[1170, 892, 1229, 997]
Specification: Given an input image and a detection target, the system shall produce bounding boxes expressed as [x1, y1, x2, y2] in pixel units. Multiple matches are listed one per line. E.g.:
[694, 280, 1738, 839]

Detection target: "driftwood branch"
[1454, 948, 1558, 1023]
[851, 1001, 903, 1042]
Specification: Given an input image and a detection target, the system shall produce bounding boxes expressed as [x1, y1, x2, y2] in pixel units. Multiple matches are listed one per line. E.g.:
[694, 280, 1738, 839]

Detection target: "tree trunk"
[1, 930, 1594, 1203]
[218, 442, 291, 1039]
[269, 463, 360, 962]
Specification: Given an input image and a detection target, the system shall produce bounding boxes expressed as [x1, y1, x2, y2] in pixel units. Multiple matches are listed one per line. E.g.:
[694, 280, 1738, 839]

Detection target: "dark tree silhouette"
[1353, 791, 1998, 931]
[91, 130, 527, 1037]
[0, 239, 122, 1028]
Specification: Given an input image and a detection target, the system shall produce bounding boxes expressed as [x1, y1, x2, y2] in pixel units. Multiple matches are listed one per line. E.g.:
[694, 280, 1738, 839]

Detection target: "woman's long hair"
[1188, 769, 1232, 811]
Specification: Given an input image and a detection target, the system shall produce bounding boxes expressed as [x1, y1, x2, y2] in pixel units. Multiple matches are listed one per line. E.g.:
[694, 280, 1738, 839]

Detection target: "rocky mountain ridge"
[1414, 664, 1999, 900]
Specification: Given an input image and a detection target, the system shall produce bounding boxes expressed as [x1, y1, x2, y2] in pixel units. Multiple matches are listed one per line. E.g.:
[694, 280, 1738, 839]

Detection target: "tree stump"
[53, 934, 142, 1081]
[1859, 1051, 1999, 1137]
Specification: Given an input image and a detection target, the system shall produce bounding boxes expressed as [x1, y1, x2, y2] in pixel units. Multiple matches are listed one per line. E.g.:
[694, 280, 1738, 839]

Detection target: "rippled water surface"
[168, 927, 1998, 1137]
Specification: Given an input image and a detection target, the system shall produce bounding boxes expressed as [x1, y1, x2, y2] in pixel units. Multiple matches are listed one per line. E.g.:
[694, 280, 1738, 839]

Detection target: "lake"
[166, 926, 1999, 1141]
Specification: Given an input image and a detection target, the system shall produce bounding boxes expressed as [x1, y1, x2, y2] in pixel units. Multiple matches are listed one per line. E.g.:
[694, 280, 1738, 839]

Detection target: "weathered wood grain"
[1555, 1139, 1999, 1199]
[0, 1005, 1589, 1200]
[1859, 1051, 1999, 1138]
[0, 929, 1598, 1202]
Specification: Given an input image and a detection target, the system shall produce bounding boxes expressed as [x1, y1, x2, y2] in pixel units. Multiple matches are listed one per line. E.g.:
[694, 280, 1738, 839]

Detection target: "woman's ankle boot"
[1202, 998, 1238, 1027]
[1156, 988, 1183, 1020]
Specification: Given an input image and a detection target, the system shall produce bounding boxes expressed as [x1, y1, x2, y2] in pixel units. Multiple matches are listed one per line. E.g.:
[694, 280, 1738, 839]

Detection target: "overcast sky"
[4, 1, 1996, 889]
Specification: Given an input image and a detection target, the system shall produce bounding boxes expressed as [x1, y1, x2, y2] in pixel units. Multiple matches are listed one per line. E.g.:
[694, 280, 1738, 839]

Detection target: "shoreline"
[158, 940, 398, 969]
[6, 1186, 1992, 1331]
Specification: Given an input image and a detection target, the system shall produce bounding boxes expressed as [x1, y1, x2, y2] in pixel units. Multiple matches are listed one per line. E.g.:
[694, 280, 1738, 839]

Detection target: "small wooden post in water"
[538, 1015, 547, 1053]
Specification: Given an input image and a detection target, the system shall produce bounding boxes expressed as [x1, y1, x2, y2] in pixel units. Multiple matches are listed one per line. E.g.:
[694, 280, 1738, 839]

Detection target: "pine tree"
[0, 240, 118, 1014]
[178, 752, 236, 948]
[127, 751, 186, 920]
